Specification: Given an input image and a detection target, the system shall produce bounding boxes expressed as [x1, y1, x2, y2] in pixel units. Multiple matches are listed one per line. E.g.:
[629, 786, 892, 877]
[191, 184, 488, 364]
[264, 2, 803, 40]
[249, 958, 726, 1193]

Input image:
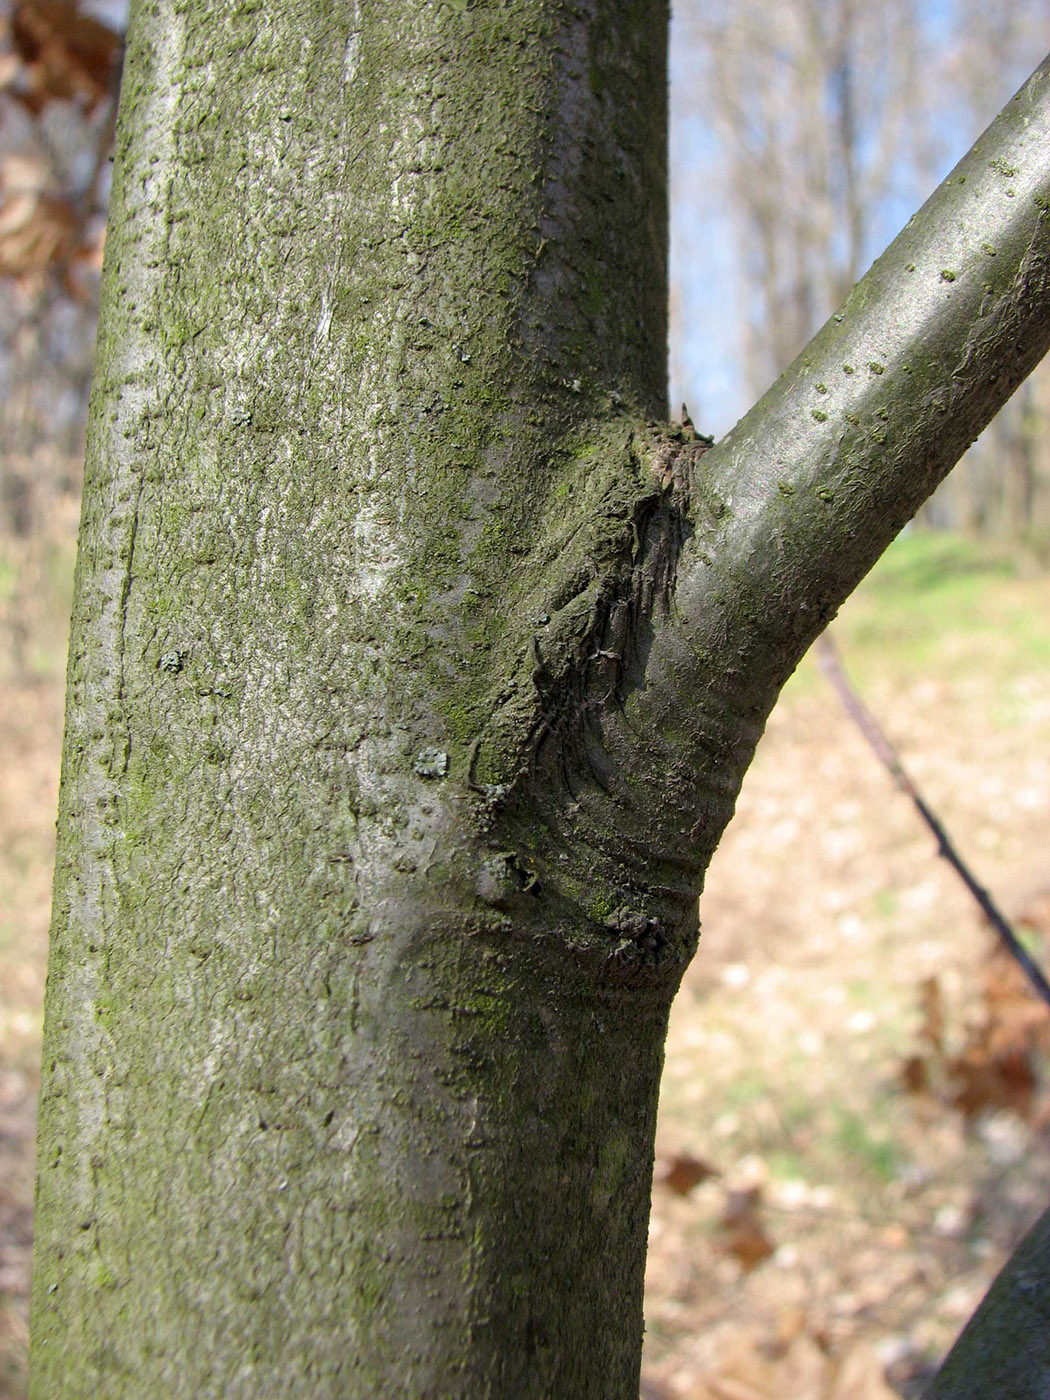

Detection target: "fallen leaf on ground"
[686, 1330, 897, 1400]
[658, 1153, 721, 1196]
[719, 1187, 776, 1271]
[9, 0, 120, 113]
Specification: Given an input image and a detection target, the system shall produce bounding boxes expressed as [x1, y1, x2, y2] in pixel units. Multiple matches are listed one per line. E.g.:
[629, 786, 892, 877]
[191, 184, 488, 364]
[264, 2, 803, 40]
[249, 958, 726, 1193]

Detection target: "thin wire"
[814, 630, 1050, 1013]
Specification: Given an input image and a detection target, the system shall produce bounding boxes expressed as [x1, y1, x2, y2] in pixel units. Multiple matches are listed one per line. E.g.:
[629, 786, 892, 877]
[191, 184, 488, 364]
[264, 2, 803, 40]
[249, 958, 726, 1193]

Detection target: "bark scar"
[519, 426, 714, 777]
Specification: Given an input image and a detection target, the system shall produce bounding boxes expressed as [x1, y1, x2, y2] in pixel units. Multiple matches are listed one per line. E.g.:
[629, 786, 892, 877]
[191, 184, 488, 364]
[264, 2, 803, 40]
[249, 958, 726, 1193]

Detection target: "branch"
[517, 56, 1050, 931]
[663, 54, 1050, 730]
[815, 631, 1050, 1011]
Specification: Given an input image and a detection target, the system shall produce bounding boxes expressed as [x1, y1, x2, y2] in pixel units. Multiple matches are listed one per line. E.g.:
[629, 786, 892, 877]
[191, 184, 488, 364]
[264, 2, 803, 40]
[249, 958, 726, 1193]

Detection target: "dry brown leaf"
[692, 1331, 897, 1400]
[946, 1041, 1037, 1120]
[944, 941, 1050, 1119]
[1, 150, 51, 194]
[698, 1333, 828, 1400]
[698, 1345, 783, 1400]
[722, 1221, 775, 1272]
[919, 974, 944, 1052]
[640, 1379, 675, 1400]
[0, 51, 22, 89]
[981, 945, 1050, 1055]
[902, 941, 1049, 1121]
[658, 1153, 721, 1196]
[73, 214, 103, 269]
[0, 155, 74, 275]
[774, 1336, 833, 1399]
[899, 1053, 929, 1095]
[876, 1222, 910, 1250]
[9, 0, 120, 113]
[719, 1186, 776, 1271]
[771, 1303, 808, 1352]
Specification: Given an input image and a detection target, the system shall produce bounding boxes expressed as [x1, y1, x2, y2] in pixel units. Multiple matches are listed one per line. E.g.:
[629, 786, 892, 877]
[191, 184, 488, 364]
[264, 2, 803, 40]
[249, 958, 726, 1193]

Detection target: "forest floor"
[2, 508, 1050, 1399]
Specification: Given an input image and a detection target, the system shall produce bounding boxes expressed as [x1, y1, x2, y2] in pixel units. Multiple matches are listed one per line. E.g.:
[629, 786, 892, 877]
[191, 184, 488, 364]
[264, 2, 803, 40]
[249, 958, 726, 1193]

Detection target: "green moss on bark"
[32, 1, 678, 1396]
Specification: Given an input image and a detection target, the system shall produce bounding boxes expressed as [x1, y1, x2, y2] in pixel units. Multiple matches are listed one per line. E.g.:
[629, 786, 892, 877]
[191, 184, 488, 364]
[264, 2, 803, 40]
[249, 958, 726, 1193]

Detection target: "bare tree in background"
[0, 0, 122, 672]
[694, 0, 925, 398]
[686, 0, 1050, 551]
[924, 0, 1050, 547]
[0, 0, 121, 473]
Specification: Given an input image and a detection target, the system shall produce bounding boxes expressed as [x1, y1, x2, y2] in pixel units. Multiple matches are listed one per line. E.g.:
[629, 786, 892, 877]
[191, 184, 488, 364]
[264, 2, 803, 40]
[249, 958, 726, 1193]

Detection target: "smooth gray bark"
[32, 3, 677, 1395]
[29, 3, 1050, 1396]
[925, 1204, 1050, 1399]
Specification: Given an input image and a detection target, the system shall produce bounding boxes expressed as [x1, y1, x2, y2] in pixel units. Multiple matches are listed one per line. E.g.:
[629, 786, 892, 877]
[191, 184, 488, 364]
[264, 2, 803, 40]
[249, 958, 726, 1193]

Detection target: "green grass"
[830, 1106, 899, 1183]
[871, 888, 899, 920]
[719, 1071, 771, 1110]
[842, 531, 1050, 669]
[764, 1148, 810, 1181]
[786, 529, 1050, 696]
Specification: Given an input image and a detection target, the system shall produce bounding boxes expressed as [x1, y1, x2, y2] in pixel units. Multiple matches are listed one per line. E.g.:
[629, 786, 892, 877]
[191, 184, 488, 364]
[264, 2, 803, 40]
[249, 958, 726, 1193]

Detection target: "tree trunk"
[31, 2, 687, 1395]
[30, 2, 1050, 1394]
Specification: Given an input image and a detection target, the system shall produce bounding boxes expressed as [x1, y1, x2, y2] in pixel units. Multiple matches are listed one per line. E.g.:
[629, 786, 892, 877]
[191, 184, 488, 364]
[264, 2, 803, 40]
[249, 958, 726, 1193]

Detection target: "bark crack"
[114, 469, 145, 775]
